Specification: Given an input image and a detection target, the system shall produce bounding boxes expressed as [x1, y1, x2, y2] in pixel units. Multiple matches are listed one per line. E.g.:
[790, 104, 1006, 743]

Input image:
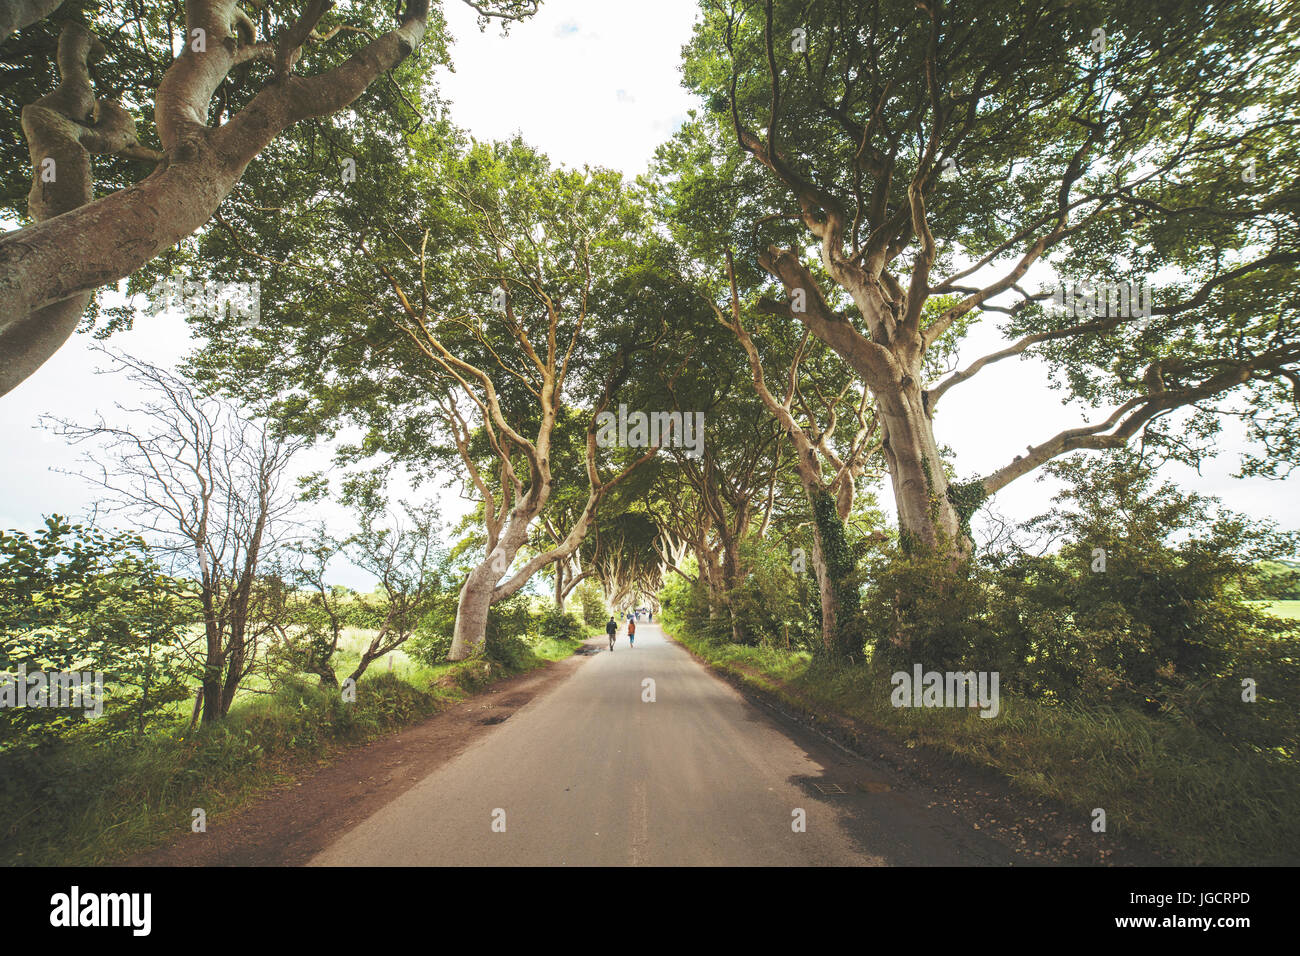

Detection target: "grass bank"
[0, 633, 587, 866]
[667, 625, 1300, 866]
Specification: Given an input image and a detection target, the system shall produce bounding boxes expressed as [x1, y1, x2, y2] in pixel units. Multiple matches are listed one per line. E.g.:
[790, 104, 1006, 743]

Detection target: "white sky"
[1, 0, 1295, 591]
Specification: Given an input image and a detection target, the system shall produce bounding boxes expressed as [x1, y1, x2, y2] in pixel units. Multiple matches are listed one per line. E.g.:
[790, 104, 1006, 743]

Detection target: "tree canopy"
[3, 0, 1297, 665]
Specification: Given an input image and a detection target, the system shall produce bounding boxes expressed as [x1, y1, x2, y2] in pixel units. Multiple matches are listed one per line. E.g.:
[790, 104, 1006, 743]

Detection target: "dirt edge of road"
[122, 642, 602, 867]
[666, 630, 1170, 866]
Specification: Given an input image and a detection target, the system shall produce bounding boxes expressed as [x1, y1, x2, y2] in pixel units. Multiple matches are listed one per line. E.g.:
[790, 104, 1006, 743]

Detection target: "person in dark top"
[606, 615, 617, 651]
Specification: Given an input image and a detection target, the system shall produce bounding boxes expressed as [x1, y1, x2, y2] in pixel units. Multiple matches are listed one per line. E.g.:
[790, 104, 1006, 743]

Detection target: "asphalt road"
[310, 623, 1017, 866]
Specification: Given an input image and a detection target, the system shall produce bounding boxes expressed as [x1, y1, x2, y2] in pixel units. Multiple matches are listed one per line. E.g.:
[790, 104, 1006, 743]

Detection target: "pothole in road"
[480, 715, 509, 725]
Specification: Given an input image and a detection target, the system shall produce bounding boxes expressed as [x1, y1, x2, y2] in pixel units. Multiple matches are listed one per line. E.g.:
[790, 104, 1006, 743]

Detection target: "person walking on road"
[627, 615, 636, 648]
[606, 615, 618, 651]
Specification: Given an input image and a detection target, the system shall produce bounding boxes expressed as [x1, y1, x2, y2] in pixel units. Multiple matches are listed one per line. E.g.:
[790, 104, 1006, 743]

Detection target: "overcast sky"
[2, 0, 1295, 590]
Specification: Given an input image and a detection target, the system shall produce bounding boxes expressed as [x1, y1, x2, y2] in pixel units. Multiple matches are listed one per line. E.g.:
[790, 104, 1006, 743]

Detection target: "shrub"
[862, 543, 1003, 673]
[859, 451, 1300, 744]
[1004, 453, 1300, 714]
[727, 537, 821, 651]
[0, 518, 192, 750]
[539, 605, 585, 642]
[659, 558, 733, 643]
[484, 595, 537, 668]
[406, 592, 459, 667]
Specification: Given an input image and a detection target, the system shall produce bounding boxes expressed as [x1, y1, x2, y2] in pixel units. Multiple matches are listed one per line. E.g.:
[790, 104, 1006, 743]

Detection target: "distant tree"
[584, 512, 664, 614]
[271, 524, 348, 688]
[573, 576, 607, 627]
[1254, 560, 1300, 602]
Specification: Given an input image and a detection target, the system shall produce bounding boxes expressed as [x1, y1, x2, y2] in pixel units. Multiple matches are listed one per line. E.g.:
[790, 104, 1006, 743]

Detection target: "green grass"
[133, 626, 461, 726]
[0, 630, 590, 866]
[1263, 599, 1300, 620]
[668, 625, 1300, 866]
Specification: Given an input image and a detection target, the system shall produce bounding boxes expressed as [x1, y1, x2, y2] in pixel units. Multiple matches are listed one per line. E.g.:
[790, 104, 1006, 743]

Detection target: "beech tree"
[650, 144, 888, 656]
[0, 0, 539, 396]
[710, 259, 886, 656]
[359, 144, 668, 661]
[676, 0, 1300, 555]
[529, 411, 601, 613]
[532, 420, 662, 613]
[183, 132, 674, 659]
[583, 511, 663, 613]
[661, 333, 786, 644]
[0, 3, 61, 41]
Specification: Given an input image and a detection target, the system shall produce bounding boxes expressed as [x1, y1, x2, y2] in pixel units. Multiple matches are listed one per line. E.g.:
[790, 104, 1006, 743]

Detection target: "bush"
[727, 537, 821, 651]
[407, 628, 453, 668]
[0, 518, 193, 750]
[484, 595, 537, 668]
[862, 543, 1003, 673]
[859, 451, 1300, 751]
[406, 592, 459, 667]
[1001, 453, 1300, 716]
[659, 557, 732, 644]
[0, 671, 443, 865]
[539, 605, 585, 642]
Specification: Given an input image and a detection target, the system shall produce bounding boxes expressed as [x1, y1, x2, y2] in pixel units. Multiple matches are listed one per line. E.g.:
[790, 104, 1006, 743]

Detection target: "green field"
[1265, 600, 1300, 619]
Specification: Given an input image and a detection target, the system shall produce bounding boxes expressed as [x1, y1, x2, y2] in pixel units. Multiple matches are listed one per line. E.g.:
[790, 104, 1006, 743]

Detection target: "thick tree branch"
[0, 0, 65, 42]
[0, 1, 433, 398]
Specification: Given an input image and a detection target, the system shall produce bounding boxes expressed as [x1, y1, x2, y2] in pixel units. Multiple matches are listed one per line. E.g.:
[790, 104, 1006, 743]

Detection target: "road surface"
[310, 623, 1017, 866]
